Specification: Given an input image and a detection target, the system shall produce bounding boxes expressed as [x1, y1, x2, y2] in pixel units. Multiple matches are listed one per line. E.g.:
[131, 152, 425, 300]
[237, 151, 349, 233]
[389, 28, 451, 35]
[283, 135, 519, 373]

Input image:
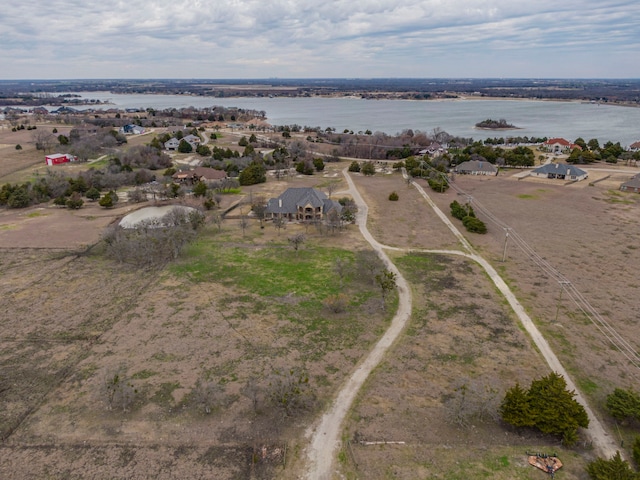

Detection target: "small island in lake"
[475, 118, 519, 130]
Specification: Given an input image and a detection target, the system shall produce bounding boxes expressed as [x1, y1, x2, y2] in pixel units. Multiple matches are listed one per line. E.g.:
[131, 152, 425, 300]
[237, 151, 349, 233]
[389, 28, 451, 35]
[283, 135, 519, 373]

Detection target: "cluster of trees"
[450, 200, 487, 233]
[606, 388, 640, 424]
[453, 143, 535, 167]
[348, 161, 376, 175]
[475, 118, 516, 129]
[483, 135, 548, 145]
[500, 372, 589, 445]
[566, 138, 638, 165]
[102, 208, 206, 267]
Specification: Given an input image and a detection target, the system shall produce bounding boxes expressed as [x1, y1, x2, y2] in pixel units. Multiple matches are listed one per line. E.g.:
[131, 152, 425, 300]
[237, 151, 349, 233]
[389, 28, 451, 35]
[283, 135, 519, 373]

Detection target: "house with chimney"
[265, 188, 342, 222]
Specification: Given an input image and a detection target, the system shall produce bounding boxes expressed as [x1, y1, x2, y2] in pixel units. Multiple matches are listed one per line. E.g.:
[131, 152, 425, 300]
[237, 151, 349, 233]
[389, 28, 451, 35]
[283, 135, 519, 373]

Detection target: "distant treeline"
[2, 78, 640, 104]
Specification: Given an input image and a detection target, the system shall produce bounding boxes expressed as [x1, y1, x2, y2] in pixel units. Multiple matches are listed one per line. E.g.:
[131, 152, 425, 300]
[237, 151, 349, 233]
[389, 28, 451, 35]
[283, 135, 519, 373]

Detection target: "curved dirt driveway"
[304, 169, 618, 480]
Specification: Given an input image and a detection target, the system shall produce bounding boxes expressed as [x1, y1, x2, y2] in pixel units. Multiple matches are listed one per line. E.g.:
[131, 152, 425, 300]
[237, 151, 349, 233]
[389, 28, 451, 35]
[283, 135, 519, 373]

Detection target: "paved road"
[303, 169, 619, 479]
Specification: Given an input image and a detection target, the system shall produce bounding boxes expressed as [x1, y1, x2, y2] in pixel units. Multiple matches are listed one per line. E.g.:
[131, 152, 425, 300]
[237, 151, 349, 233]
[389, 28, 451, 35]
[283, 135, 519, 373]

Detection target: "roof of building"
[630, 141, 640, 150]
[266, 187, 342, 215]
[532, 163, 587, 177]
[621, 174, 640, 189]
[455, 160, 498, 173]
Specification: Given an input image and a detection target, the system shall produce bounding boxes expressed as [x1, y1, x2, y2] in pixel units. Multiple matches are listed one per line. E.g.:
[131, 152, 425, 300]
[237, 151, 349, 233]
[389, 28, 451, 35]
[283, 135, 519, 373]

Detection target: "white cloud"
[1, 0, 638, 78]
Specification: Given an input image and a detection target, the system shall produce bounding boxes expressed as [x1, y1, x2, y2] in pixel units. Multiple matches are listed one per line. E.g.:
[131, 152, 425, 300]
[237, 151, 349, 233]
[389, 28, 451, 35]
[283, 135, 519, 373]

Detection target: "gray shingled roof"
[455, 160, 497, 173]
[532, 163, 587, 177]
[266, 187, 342, 215]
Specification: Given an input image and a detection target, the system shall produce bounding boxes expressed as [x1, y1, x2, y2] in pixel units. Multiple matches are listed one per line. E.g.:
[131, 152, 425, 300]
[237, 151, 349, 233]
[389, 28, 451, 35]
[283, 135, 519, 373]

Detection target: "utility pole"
[554, 281, 571, 322]
[502, 228, 511, 262]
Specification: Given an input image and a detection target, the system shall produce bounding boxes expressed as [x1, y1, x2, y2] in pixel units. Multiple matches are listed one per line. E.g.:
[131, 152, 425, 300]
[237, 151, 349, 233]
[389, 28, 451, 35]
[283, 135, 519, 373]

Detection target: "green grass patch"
[516, 194, 536, 199]
[577, 377, 599, 394]
[26, 211, 47, 218]
[131, 369, 158, 380]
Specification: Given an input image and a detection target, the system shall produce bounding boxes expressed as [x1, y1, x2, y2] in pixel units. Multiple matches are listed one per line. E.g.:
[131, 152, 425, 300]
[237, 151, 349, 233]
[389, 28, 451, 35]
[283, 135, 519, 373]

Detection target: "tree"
[65, 192, 84, 209]
[375, 269, 397, 309]
[388, 191, 399, 201]
[85, 187, 101, 201]
[238, 136, 249, 146]
[586, 451, 639, 480]
[192, 180, 207, 198]
[288, 233, 305, 252]
[268, 368, 313, 417]
[99, 192, 114, 208]
[606, 388, 640, 423]
[15, 144, 22, 150]
[500, 372, 589, 445]
[348, 161, 361, 172]
[462, 215, 487, 234]
[103, 371, 137, 412]
[313, 157, 325, 172]
[191, 379, 224, 415]
[178, 139, 193, 153]
[32, 130, 56, 153]
[500, 383, 534, 427]
[238, 162, 266, 186]
[361, 161, 376, 176]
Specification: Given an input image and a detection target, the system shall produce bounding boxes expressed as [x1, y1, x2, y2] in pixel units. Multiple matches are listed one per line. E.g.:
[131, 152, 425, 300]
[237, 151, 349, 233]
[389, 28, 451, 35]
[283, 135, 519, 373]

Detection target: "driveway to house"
[303, 169, 619, 479]
[304, 169, 413, 480]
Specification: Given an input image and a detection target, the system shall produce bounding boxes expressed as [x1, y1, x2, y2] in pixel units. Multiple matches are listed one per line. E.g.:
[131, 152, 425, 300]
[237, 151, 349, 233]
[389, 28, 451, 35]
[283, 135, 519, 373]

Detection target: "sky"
[1, 0, 639, 79]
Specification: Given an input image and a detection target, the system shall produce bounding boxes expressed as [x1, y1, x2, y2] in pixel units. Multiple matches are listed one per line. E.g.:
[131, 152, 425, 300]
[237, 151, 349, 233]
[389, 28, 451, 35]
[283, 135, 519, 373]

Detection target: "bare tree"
[32, 130, 57, 153]
[239, 215, 249, 237]
[191, 379, 224, 415]
[273, 216, 285, 235]
[103, 371, 137, 412]
[211, 213, 223, 231]
[288, 233, 305, 252]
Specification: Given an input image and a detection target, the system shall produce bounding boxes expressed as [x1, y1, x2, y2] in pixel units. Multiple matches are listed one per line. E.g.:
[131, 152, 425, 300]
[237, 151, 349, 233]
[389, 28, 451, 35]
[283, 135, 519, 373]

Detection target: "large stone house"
[531, 163, 588, 181]
[265, 188, 342, 222]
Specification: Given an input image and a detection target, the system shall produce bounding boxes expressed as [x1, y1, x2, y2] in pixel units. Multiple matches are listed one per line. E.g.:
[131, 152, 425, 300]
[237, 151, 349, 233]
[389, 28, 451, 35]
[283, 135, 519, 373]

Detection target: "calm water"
[60, 92, 640, 146]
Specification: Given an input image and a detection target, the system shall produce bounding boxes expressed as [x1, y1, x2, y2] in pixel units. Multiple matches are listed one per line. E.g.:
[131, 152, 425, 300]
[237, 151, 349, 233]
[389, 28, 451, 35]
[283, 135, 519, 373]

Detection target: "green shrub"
[348, 161, 361, 172]
[606, 388, 640, 423]
[388, 191, 399, 201]
[500, 372, 589, 445]
[462, 216, 487, 234]
[586, 451, 638, 480]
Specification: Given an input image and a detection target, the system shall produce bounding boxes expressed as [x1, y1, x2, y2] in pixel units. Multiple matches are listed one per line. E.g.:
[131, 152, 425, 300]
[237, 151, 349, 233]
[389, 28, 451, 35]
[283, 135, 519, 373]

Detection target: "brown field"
[1, 120, 640, 479]
[338, 168, 640, 479]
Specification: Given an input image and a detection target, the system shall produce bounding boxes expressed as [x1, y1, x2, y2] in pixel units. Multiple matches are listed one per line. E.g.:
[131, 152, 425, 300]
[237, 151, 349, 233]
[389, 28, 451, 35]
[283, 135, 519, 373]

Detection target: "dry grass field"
[1, 119, 639, 479]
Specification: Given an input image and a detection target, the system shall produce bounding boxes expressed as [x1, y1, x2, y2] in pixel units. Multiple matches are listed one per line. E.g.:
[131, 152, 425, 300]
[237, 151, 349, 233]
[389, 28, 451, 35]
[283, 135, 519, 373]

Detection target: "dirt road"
[303, 169, 619, 479]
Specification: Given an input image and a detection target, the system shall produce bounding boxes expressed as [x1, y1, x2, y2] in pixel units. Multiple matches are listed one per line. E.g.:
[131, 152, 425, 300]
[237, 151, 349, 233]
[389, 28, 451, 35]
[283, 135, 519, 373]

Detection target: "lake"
[56, 92, 640, 146]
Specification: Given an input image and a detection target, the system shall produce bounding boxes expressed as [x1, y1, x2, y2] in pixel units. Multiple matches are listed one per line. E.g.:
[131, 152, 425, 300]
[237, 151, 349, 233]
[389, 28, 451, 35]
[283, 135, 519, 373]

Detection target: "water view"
[61, 92, 640, 146]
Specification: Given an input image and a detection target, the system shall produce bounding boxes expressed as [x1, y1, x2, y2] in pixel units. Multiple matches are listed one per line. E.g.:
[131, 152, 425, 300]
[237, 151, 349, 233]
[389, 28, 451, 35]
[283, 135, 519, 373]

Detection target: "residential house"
[542, 138, 582, 154]
[531, 163, 588, 181]
[183, 134, 201, 149]
[119, 124, 145, 135]
[454, 160, 498, 176]
[629, 141, 640, 152]
[620, 174, 640, 193]
[164, 138, 181, 150]
[265, 187, 342, 222]
[173, 166, 227, 184]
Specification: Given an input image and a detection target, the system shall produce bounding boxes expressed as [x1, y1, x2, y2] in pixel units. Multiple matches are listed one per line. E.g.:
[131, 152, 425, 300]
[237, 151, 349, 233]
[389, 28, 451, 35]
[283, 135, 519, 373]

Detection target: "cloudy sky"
[2, 0, 639, 79]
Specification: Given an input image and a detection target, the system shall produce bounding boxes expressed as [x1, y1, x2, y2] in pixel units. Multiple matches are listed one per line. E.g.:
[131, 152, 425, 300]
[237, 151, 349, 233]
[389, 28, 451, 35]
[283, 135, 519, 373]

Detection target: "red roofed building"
[543, 138, 582, 154]
[630, 141, 640, 151]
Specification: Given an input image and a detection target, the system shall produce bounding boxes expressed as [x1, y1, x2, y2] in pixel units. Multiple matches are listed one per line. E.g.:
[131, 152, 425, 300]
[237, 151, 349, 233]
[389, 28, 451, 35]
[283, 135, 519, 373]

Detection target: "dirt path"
[407, 176, 619, 461]
[303, 169, 413, 480]
[303, 169, 619, 479]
